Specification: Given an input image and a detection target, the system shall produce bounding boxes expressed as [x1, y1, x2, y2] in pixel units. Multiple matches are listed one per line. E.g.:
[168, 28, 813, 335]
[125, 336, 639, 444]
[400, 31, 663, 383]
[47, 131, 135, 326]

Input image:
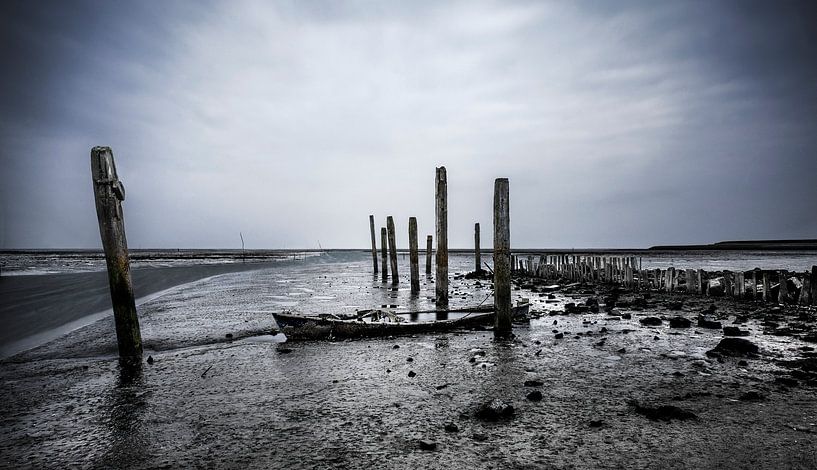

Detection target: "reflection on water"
[95, 364, 150, 468]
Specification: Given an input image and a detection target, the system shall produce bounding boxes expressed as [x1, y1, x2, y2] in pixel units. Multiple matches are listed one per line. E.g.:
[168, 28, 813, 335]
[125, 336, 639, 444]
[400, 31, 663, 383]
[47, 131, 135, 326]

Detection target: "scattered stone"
[723, 326, 750, 337]
[697, 316, 722, 329]
[393, 344, 400, 349]
[435, 383, 450, 390]
[278, 348, 293, 354]
[667, 301, 684, 310]
[419, 440, 437, 451]
[476, 399, 515, 421]
[617, 348, 626, 354]
[629, 400, 697, 421]
[707, 338, 759, 358]
[738, 360, 748, 367]
[621, 312, 632, 320]
[526, 390, 543, 401]
[640, 317, 662, 326]
[589, 419, 603, 428]
[225, 333, 234, 339]
[669, 317, 692, 328]
[146, 355, 154, 365]
[739, 391, 765, 401]
[444, 423, 459, 432]
[407, 357, 414, 362]
[554, 333, 564, 339]
[408, 370, 417, 378]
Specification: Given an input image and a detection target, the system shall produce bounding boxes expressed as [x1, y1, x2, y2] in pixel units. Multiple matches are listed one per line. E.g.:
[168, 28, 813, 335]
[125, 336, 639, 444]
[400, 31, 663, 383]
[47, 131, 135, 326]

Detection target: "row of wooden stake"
[511, 253, 817, 306]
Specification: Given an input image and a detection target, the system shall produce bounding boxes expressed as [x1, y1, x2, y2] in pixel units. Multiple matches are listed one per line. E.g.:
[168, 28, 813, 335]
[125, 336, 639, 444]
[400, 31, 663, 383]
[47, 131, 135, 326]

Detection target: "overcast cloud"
[1, 0, 815, 249]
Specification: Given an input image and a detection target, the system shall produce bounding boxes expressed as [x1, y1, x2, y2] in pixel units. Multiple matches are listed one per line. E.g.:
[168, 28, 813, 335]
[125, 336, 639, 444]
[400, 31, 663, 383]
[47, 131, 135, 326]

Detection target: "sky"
[1, 0, 815, 250]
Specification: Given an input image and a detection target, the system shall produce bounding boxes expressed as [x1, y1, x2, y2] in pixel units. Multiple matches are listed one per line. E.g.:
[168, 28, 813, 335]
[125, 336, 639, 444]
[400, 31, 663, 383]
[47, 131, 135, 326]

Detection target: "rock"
[697, 316, 722, 329]
[225, 333, 234, 339]
[526, 390, 543, 401]
[407, 357, 414, 362]
[723, 326, 750, 337]
[472, 433, 488, 442]
[640, 317, 662, 326]
[444, 423, 459, 432]
[775, 377, 798, 387]
[621, 312, 632, 320]
[667, 301, 684, 310]
[739, 391, 764, 401]
[476, 399, 515, 421]
[589, 419, 603, 428]
[408, 370, 417, 378]
[617, 348, 626, 354]
[629, 400, 697, 421]
[738, 360, 748, 367]
[554, 333, 564, 339]
[524, 380, 544, 387]
[278, 348, 293, 354]
[393, 344, 400, 349]
[146, 355, 154, 365]
[419, 440, 437, 451]
[669, 317, 691, 328]
[707, 338, 759, 357]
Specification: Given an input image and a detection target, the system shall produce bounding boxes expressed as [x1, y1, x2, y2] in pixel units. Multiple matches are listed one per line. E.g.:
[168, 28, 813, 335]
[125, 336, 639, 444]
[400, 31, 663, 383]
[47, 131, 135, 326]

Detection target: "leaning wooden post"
[408, 217, 420, 294]
[425, 235, 433, 274]
[387, 216, 398, 285]
[369, 215, 378, 274]
[90, 147, 142, 364]
[474, 223, 481, 272]
[435, 167, 449, 309]
[493, 178, 512, 337]
[380, 227, 388, 282]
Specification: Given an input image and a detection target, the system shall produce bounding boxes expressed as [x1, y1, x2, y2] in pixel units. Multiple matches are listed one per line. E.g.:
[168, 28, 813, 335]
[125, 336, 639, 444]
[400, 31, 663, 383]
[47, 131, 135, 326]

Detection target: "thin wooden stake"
[474, 223, 481, 272]
[408, 217, 419, 294]
[369, 215, 378, 274]
[435, 167, 448, 308]
[387, 216, 398, 285]
[380, 227, 388, 282]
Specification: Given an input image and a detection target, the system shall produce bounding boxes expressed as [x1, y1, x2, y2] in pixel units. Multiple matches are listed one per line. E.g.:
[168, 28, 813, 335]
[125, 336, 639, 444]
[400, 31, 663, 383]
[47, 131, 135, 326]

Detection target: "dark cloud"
[1, 0, 815, 249]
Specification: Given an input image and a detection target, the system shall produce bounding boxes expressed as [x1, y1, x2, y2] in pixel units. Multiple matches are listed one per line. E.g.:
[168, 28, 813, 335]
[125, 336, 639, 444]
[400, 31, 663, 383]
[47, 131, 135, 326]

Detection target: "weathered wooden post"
[380, 227, 388, 282]
[369, 215, 378, 274]
[762, 272, 771, 302]
[749, 270, 758, 299]
[474, 223, 481, 272]
[799, 274, 811, 306]
[435, 167, 448, 308]
[91, 147, 142, 364]
[778, 270, 789, 304]
[387, 216, 398, 285]
[811, 266, 817, 305]
[425, 235, 433, 274]
[408, 217, 420, 294]
[493, 178, 512, 337]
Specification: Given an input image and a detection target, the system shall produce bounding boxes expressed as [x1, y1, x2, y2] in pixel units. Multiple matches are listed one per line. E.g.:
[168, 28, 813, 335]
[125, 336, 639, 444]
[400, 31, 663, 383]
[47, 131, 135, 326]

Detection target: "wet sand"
[0, 260, 292, 358]
[1, 255, 816, 468]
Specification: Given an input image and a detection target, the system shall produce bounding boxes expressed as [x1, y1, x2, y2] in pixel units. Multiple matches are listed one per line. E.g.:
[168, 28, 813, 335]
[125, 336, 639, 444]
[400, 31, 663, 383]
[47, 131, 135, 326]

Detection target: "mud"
[1, 253, 816, 469]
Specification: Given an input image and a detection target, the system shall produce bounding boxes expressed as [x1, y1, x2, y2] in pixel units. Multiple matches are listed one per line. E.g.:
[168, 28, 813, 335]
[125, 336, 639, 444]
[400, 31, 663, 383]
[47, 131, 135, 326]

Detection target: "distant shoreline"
[648, 239, 817, 251]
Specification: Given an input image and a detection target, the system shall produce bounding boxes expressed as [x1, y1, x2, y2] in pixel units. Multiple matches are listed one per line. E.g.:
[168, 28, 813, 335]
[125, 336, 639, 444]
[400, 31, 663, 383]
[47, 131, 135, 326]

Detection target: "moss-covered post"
[493, 178, 511, 337]
[91, 147, 142, 365]
[369, 215, 378, 274]
[380, 227, 388, 282]
[435, 167, 448, 309]
[408, 217, 420, 294]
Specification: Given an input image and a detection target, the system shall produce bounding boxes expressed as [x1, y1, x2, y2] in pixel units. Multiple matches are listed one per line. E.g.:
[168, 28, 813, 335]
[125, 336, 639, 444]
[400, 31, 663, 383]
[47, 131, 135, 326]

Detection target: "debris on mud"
[706, 338, 759, 358]
[476, 399, 515, 421]
[628, 400, 698, 422]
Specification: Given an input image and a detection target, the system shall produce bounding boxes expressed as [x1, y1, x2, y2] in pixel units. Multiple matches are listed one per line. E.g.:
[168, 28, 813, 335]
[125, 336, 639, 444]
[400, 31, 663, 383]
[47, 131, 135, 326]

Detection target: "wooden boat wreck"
[272, 303, 529, 341]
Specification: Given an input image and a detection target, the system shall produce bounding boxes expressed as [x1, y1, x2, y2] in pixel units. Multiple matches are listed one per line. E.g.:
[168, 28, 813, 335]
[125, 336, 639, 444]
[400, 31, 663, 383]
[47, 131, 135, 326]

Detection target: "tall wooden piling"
[474, 223, 481, 272]
[408, 217, 420, 294]
[380, 228, 388, 281]
[435, 167, 448, 308]
[493, 178, 512, 337]
[762, 272, 771, 302]
[426, 235, 433, 274]
[91, 147, 142, 364]
[387, 216, 398, 284]
[369, 215, 378, 274]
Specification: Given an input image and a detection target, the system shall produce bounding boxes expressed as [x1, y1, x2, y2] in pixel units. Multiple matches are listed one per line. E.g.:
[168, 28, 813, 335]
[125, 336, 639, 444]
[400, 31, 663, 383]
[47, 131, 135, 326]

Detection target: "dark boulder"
[476, 399, 515, 421]
[669, 317, 691, 328]
[722, 326, 750, 337]
[640, 317, 662, 326]
[707, 338, 759, 357]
